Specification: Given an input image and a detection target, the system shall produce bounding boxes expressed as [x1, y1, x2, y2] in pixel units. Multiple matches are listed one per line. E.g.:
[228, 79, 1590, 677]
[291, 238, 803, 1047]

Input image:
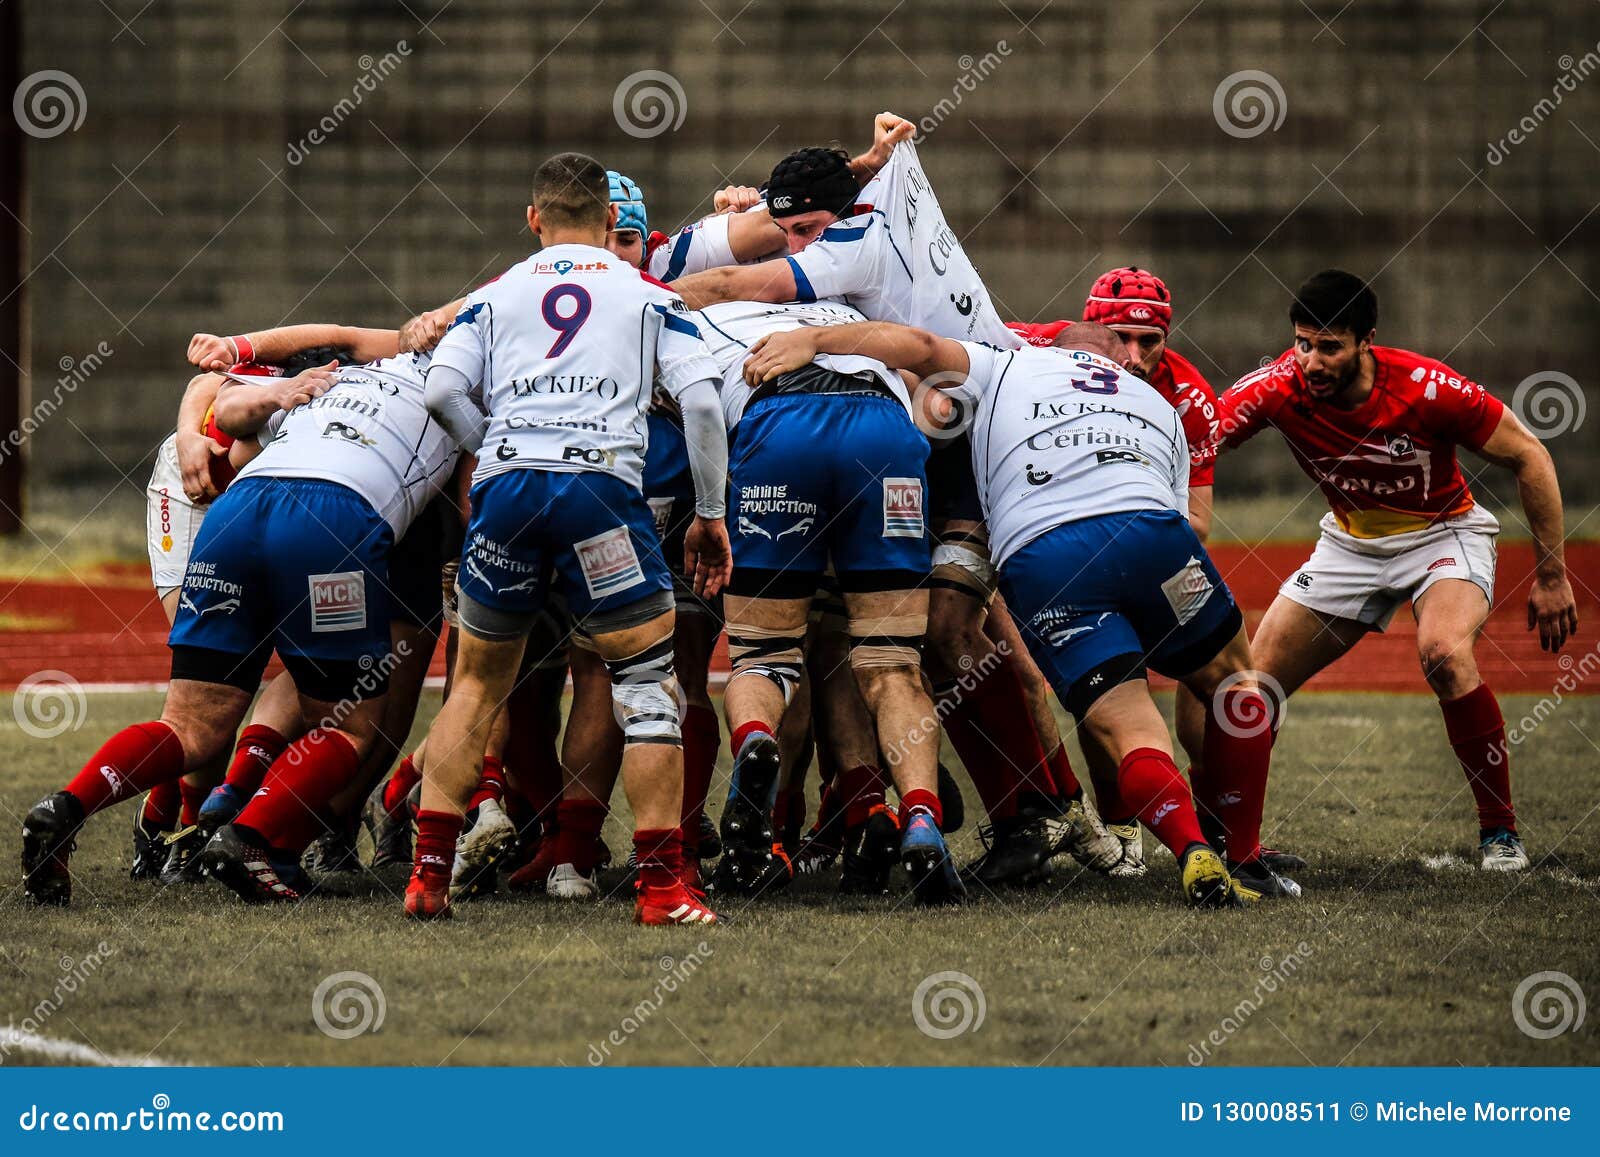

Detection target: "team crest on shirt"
[882, 478, 924, 538]
[575, 526, 646, 600]
[1385, 433, 1415, 459]
[309, 571, 367, 632]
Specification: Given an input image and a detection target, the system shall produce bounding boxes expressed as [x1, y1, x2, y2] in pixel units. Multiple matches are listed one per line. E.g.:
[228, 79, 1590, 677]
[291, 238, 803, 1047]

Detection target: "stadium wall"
[16, 0, 1599, 505]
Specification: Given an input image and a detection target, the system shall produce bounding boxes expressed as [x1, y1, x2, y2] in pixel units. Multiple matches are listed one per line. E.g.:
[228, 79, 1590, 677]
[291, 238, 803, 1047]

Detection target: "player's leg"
[1413, 574, 1524, 868]
[674, 603, 723, 876]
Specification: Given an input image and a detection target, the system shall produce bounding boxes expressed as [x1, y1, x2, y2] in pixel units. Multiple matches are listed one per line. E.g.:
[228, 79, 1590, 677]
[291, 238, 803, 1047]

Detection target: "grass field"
[2, 688, 1597, 1068]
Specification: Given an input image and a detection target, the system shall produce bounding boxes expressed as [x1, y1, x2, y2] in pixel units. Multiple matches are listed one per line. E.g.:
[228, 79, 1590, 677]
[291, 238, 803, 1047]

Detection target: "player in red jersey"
[1213, 270, 1578, 871]
[1008, 266, 1228, 876]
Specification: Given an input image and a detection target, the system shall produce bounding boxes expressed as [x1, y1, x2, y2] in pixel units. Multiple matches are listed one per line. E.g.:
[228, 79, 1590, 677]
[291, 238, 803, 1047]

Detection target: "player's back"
[238, 353, 458, 536]
[968, 344, 1189, 565]
[442, 243, 686, 490]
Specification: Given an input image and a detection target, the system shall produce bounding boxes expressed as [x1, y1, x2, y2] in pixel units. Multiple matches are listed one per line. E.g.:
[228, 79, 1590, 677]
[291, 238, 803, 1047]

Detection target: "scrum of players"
[20, 111, 1579, 926]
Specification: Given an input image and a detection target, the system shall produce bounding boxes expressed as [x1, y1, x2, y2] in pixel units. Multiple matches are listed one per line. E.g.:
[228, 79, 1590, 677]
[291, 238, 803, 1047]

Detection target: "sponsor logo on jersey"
[1294, 572, 1313, 589]
[736, 516, 772, 539]
[1386, 433, 1415, 459]
[1046, 622, 1094, 646]
[496, 441, 517, 461]
[533, 259, 608, 275]
[180, 591, 241, 618]
[563, 445, 619, 468]
[511, 375, 620, 399]
[883, 477, 924, 538]
[777, 516, 814, 540]
[1427, 556, 1457, 572]
[309, 571, 368, 632]
[322, 420, 376, 446]
[1095, 448, 1149, 466]
[575, 526, 646, 599]
[950, 292, 973, 316]
[927, 225, 959, 276]
[1026, 464, 1052, 486]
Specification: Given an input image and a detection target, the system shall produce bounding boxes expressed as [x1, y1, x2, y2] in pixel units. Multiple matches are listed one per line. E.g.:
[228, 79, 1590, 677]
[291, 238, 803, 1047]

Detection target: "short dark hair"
[531, 151, 610, 231]
[1289, 269, 1377, 338]
[278, 345, 355, 374]
[1051, 321, 1125, 361]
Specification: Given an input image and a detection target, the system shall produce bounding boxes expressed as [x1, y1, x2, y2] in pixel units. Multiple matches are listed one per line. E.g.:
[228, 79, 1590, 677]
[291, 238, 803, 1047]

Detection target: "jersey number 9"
[542, 284, 592, 357]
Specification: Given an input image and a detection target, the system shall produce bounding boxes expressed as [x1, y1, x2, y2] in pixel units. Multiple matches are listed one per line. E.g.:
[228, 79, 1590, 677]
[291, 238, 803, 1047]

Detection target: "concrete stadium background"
[11, 0, 1599, 513]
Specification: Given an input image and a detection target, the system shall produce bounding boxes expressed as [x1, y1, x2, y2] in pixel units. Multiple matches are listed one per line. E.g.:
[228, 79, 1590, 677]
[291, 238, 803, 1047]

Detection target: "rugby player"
[746, 318, 1302, 903]
[414, 152, 732, 925]
[674, 126, 1114, 887]
[701, 297, 957, 903]
[1213, 270, 1578, 871]
[1009, 266, 1234, 875]
[21, 328, 461, 904]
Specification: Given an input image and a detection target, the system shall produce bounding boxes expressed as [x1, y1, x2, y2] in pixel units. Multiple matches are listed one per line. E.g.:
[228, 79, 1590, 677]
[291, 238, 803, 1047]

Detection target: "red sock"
[680, 703, 720, 834]
[633, 827, 684, 891]
[383, 754, 422, 816]
[1441, 683, 1516, 832]
[730, 719, 773, 759]
[938, 681, 1021, 820]
[223, 724, 288, 795]
[901, 787, 943, 830]
[1201, 687, 1276, 863]
[1047, 743, 1082, 799]
[467, 755, 507, 813]
[141, 780, 180, 830]
[178, 779, 209, 827]
[1118, 747, 1206, 857]
[550, 798, 608, 873]
[65, 721, 186, 816]
[414, 810, 464, 883]
[233, 730, 361, 856]
[836, 763, 888, 828]
[505, 678, 565, 816]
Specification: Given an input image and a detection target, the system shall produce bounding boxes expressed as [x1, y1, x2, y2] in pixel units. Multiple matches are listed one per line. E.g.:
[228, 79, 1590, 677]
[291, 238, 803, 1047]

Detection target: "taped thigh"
[604, 633, 683, 745]
[726, 619, 806, 704]
[847, 611, 927, 670]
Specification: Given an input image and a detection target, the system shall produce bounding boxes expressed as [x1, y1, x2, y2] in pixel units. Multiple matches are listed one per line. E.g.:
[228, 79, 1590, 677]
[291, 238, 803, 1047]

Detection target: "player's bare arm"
[212, 362, 339, 437]
[671, 258, 799, 309]
[173, 372, 226, 502]
[849, 111, 916, 183]
[1472, 408, 1579, 652]
[399, 297, 467, 353]
[188, 324, 398, 370]
[742, 320, 968, 385]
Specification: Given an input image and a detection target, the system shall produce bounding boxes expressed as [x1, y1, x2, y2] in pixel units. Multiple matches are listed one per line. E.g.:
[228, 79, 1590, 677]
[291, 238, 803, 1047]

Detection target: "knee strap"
[847, 612, 927, 670]
[604, 634, 683, 745]
[727, 620, 805, 704]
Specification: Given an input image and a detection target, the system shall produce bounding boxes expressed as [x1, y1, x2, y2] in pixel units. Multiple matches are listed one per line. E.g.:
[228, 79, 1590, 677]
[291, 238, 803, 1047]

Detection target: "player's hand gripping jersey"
[1215, 346, 1504, 538]
[237, 353, 458, 538]
[785, 140, 1022, 350]
[429, 243, 721, 491]
[693, 299, 906, 427]
[958, 342, 1192, 567]
[646, 212, 743, 283]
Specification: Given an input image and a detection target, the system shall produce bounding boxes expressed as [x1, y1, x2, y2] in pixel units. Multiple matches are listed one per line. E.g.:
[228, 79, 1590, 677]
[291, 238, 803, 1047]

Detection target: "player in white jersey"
[744, 319, 1300, 905]
[413, 152, 732, 926]
[676, 123, 1111, 887]
[21, 339, 466, 907]
[689, 298, 959, 902]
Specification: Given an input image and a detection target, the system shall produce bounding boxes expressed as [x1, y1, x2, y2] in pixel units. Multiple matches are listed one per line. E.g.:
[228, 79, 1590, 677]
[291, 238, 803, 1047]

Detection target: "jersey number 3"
[1071, 366, 1119, 394]
[542, 284, 592, 357]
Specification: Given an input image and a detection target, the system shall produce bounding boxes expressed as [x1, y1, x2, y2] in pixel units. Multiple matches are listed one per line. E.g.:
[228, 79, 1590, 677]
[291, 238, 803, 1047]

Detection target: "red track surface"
[1, 543, 1595, 693]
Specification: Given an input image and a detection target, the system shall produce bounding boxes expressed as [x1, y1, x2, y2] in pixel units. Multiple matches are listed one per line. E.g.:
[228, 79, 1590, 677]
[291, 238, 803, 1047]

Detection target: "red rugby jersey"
[1005, 322, 1218, 486]
[1215, 345, 1505, 538]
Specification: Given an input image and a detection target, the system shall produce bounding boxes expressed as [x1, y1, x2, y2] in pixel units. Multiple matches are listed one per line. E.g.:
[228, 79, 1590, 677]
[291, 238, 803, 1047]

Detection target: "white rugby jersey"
[430, 243, 721, 490]
[647, 213, 737, 282]
[693, 300, 906, 427]
[236, 353, 458, 537]
[784, 141, 1021, 350]
[960, 342, 1190, 566]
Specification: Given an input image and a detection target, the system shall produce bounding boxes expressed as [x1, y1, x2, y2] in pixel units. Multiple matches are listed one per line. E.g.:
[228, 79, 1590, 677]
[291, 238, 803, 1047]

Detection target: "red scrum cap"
[1083, 266, 1172, 333]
